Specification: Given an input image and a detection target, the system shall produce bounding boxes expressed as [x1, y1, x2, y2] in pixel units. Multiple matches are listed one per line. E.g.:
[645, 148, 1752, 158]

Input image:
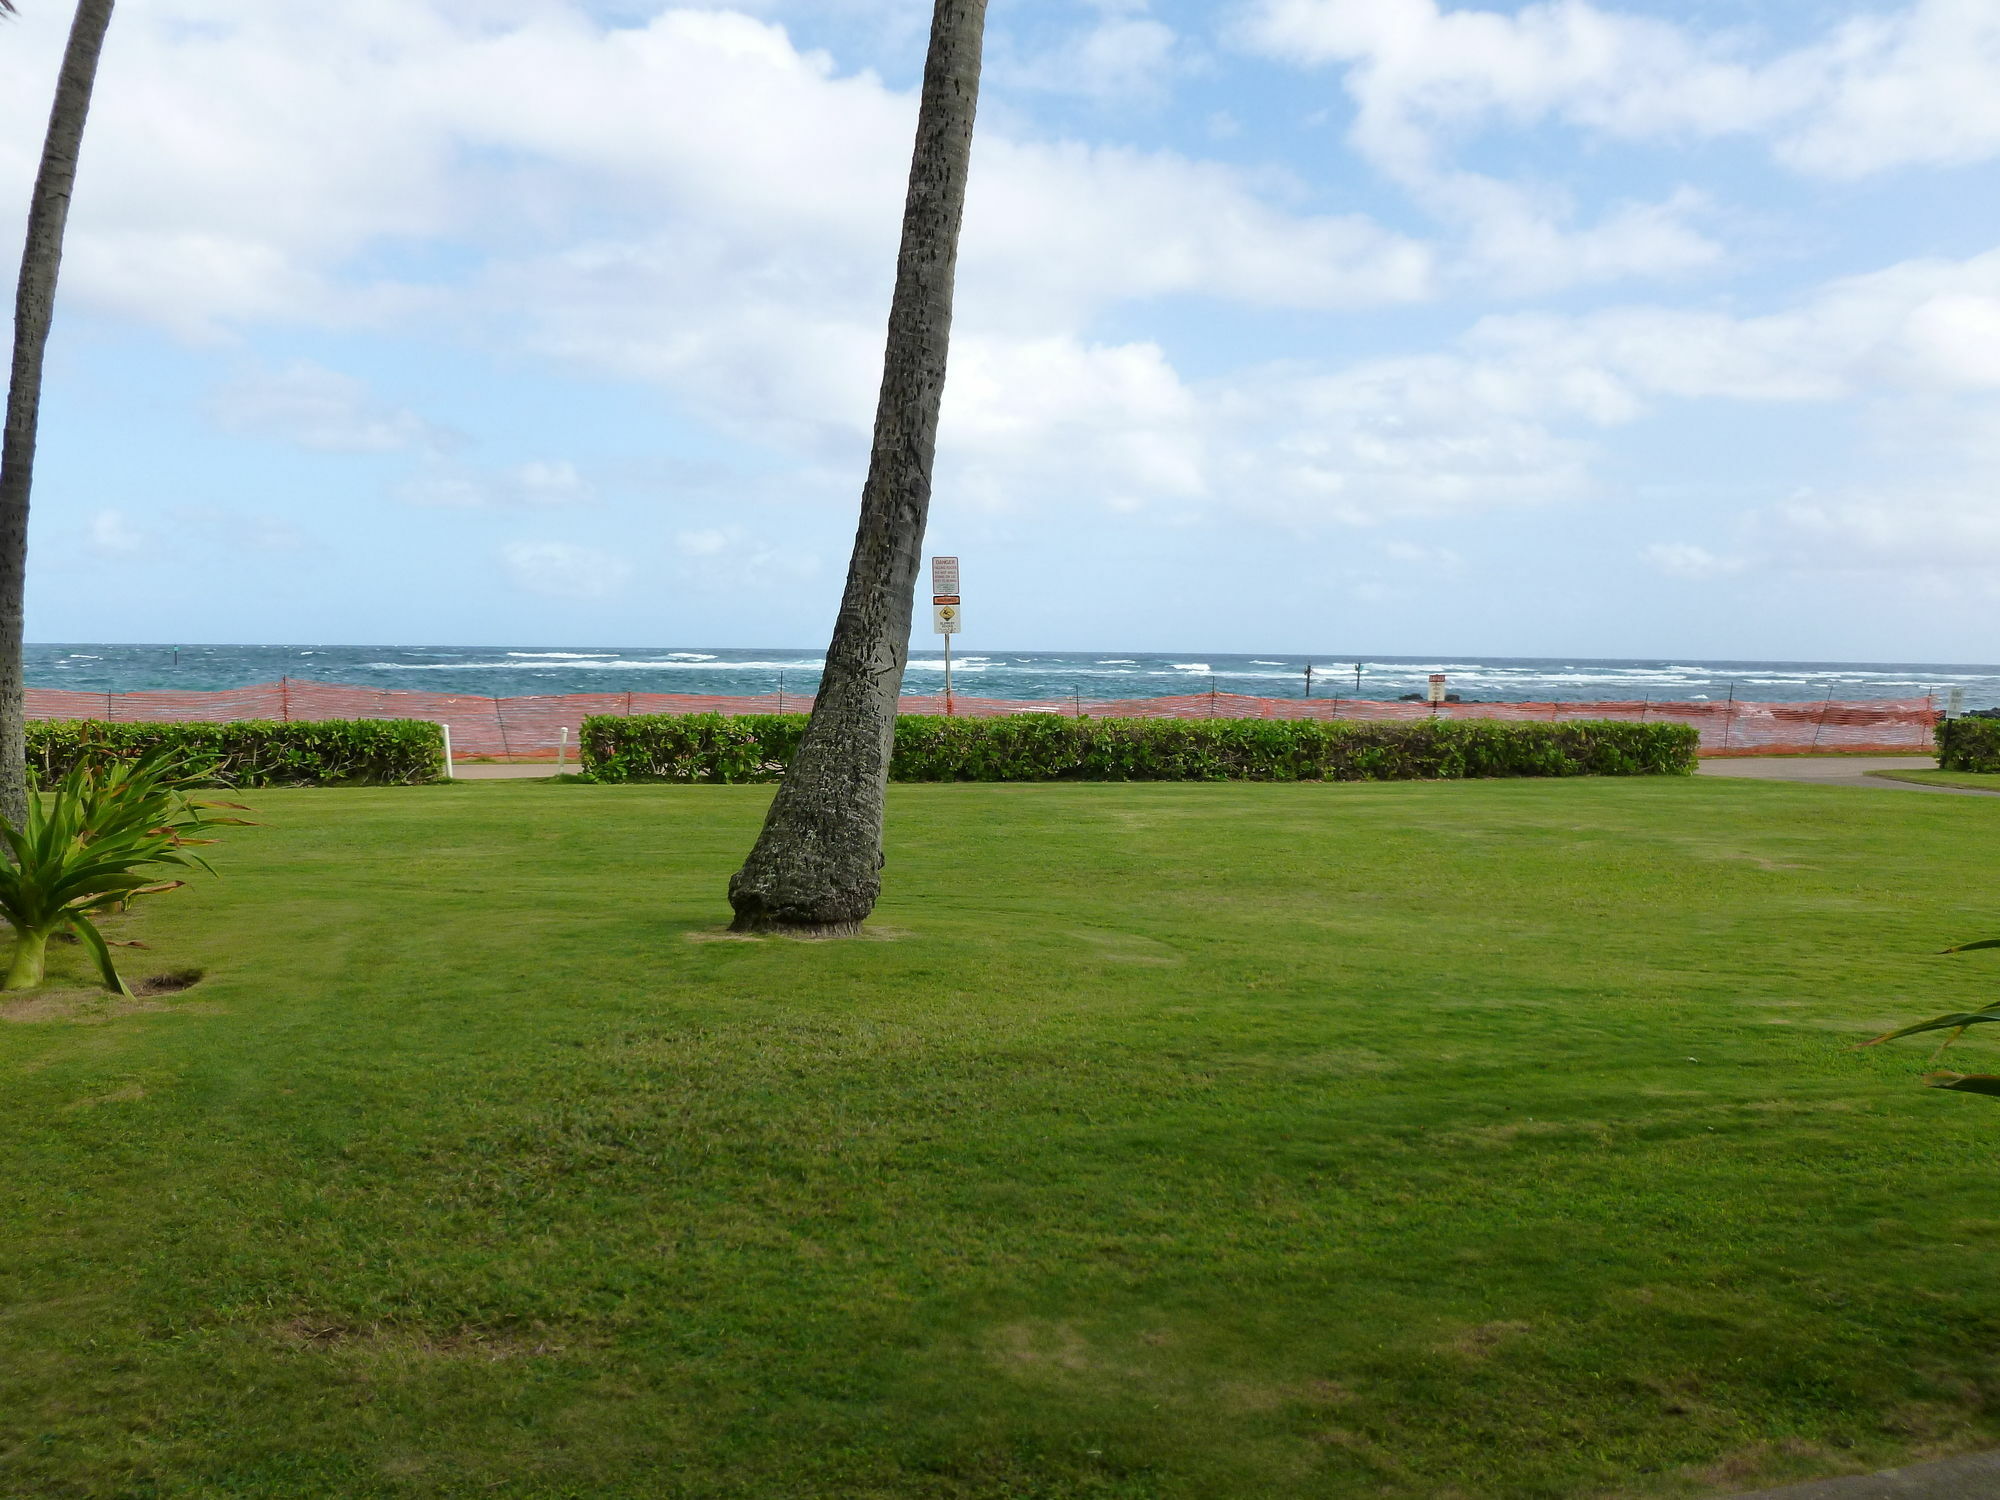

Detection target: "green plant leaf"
[66, 915, 132, 999]
[1865, 1010, 2000, 1046]
[1927, 1073, 2000, 1097]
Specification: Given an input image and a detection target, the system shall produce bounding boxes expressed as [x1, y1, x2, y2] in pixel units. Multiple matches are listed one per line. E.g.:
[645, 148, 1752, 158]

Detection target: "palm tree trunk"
[0, 0, 117, 829]
[728, 0, 988, 935]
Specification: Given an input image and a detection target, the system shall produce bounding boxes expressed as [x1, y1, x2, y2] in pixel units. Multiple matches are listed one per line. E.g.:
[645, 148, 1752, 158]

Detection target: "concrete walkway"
[449, 763, 565, 780]
[1698, 757, 1999, 795]
[1726, 1449, 2000, 1498]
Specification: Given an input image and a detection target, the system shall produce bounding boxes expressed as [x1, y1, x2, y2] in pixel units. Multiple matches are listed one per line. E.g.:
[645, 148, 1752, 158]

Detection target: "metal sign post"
[932, 556, 961, 716]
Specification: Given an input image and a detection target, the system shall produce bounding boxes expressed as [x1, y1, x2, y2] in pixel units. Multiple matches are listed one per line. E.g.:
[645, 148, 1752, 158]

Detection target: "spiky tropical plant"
[0, 746, 249, 994]
[1863, 938, 2000, 1097]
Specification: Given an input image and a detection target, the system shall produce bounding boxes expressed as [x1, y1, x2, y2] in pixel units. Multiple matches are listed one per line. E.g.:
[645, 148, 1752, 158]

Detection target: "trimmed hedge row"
[27, 719, 446, 787]
[1937, 718, 2000, 772]
[581, 713, 1700, 784]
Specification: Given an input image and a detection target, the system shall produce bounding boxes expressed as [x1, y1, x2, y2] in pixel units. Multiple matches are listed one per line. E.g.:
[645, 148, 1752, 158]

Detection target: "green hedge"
[1937, 718, 2000, 772]
[581, 713, 1699, 784]
[27, 719, 446, 787]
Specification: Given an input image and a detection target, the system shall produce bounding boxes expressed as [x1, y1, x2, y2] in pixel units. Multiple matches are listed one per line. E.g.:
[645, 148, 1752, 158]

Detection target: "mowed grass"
[6, 778, 2000, 1500]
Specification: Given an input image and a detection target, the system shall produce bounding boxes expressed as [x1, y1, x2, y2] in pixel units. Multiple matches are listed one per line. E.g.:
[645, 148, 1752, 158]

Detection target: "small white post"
[557, 725, 569, 773]
[440, 723, 455, 780]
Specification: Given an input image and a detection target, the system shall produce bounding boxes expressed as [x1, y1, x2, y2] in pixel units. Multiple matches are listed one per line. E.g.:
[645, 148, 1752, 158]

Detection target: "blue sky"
[3, 0, 1999, 659]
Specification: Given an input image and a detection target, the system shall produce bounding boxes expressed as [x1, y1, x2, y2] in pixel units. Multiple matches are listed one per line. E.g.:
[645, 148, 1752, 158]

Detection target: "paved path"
[1699, 757, 2000, 796]
[450, 763, 565, 780]
[1725, 1449, 2000, 1498]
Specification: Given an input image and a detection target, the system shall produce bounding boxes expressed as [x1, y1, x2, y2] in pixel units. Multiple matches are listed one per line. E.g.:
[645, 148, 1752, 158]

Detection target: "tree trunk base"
[726, 916, 865, 940]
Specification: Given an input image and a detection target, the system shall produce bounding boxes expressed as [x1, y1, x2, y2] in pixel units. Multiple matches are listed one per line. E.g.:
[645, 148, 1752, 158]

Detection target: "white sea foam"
[507, 652, 616, 659]
[367, 659, 825, 672]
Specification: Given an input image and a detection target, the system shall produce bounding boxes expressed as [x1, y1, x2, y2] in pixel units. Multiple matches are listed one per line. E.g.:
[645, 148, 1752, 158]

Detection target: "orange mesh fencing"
[23, 680, 1940, 760]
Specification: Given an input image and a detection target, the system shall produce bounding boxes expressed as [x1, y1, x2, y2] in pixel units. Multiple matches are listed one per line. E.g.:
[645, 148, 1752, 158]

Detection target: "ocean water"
[24, 644, 1997, 707]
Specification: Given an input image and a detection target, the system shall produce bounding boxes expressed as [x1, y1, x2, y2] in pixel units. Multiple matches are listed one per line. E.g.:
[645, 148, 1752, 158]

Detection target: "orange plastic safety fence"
[22, 680, 1940, 760]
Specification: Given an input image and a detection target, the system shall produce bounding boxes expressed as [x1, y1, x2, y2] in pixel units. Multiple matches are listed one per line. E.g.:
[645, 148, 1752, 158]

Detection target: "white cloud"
[87, 510, 146, 556]
[667, 526, 820, 589]
[1234, 0, 1752, 286]
[400, 461, 595, 509]
[1759, 496, 2000, 573]
[500, 541, 632, 600]
[675, 528, 731, 557]
[1645, 542, 1745, 580]
[1382, 540, 1464, 571]
[1779, 0, 2000, 176]
[997, 12, 1186, 106]
[1462, 246, 2000, 407]
[1240, 0, 2000, 180]
[0, 1, 1430, 349]
[208, 363, 452, 453]
[9, 0, 2000, 573]
[170, 505, 314, 554]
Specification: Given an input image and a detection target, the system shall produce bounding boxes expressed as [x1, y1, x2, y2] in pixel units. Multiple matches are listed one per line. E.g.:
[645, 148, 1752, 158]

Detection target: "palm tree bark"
[728, 0, 987, 935]
[0, 0, 116, 828]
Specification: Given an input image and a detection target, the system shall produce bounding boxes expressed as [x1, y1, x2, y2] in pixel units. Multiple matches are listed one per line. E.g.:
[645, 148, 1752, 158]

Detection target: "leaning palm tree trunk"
[728, 0, 988, 935]
[0, 0, 117, 828]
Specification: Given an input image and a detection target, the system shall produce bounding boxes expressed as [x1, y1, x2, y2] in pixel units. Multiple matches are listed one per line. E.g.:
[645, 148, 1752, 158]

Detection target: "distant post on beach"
[932, 556, 961, 716]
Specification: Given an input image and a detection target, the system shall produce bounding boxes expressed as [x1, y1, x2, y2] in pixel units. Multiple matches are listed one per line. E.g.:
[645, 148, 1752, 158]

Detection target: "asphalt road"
[1697, 757, 1998, 795]
[1726, 1450, 2000, 1498]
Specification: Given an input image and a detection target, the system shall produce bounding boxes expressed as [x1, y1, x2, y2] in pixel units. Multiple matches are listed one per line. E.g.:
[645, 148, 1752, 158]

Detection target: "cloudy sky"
[3, 0, 1998, 660]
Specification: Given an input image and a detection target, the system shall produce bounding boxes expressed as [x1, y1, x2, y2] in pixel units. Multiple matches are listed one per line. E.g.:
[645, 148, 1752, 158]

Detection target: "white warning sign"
[933, 603, 962, 635]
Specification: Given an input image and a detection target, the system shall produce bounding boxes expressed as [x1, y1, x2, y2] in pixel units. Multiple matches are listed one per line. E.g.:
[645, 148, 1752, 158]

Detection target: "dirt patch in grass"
[1686, 1436, 1832, 1487]
[991, 1320, 1095, 1374]
[1066, 928, 1183, 966]
[135, 968, 205, 996]
[1, 969, 207, 1024]
[66, 1084, 148, 1110]
[684, 926, 910, 944]
[2, 992, 174, 1024]
[280, 1320, 568, 1362]
[1437, 1320, 1533, 1359]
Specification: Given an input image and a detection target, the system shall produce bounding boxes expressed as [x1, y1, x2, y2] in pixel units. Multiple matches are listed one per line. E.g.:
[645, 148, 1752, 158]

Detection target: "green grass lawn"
[1871, 768, 2000, 792]
[6, 778, 2000, 1500]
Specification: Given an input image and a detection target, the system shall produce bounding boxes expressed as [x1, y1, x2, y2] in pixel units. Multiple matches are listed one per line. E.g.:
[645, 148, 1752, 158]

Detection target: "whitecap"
[368, 659, 825, 672]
